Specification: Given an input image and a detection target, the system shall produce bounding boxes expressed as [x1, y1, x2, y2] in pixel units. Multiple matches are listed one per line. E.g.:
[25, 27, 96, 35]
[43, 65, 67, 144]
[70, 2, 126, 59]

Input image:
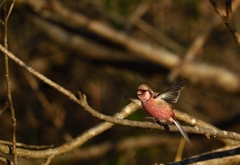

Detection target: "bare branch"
[164, 145, 240, 165]
[42, 155, 54, 165]
[174, 110, 238, 145]
[3, 0, 17, 164]
[209, 0, 240, 46]
[0, 140, 53, 150]
[168, 31, 209, 82]
[0, 44, 240, 160]
[0, 101, 140, 159]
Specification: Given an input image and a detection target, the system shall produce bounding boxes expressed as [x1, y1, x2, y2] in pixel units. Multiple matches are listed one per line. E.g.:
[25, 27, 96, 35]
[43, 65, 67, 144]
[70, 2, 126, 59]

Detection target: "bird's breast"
[142, 99, 173, 122]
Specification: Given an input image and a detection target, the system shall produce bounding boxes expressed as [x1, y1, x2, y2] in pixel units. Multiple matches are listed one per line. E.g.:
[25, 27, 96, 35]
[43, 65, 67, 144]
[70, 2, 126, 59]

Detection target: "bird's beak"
[137, 91, 142, 95]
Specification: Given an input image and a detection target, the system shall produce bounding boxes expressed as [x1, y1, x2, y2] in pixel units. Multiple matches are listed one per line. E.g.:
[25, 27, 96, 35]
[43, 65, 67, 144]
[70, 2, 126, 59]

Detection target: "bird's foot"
[159, 123, 170, 131]
[145, 117, 158, 123]
[145, 117, 169, 131]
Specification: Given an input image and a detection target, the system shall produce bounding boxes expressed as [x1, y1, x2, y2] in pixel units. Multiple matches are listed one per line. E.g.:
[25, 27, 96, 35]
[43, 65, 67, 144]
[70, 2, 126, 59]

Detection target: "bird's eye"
[137, 89, 148, 95]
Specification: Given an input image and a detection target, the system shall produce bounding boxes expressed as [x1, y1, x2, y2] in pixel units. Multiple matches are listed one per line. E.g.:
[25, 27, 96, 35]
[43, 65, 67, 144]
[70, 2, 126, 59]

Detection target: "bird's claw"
[145, 117, 158, 123]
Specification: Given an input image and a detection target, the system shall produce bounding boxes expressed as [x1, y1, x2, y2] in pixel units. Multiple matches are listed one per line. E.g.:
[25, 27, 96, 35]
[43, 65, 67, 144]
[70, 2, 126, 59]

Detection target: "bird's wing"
[153, 78, 188, 103]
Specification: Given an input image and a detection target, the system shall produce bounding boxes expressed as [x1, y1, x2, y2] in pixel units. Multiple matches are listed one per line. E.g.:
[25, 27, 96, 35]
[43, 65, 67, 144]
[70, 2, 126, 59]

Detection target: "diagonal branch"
[0, 101, 141, 159]
[209, 0, 240, 46]
[165, 145, 240, 165]
[0, 44, 240, 160]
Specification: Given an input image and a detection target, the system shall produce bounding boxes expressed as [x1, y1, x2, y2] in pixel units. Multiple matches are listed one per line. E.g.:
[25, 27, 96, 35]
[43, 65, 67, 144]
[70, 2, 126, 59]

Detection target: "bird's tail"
[172, 119, 191, 145]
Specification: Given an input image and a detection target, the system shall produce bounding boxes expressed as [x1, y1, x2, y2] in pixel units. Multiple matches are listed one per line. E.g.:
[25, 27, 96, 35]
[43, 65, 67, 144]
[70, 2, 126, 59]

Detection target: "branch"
[3, 0, 17, 164]
[209, 0, 240, 46]
[76, 93, 240, 141]
[164, 145, 240, 165]
[0, 101, 140, 159]
[168, 31, 209, 82]
[0, 44, 240, 160]
[174, 110, 238, 145]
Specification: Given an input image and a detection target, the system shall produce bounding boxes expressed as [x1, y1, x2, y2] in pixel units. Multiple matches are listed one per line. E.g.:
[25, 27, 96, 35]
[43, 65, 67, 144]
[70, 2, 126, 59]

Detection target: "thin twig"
[168, 31, 209, 82]
[23, 71, 71, 141]
[42, 155, 54, 165]
[3, 0, 17, 164]
[225, 0, 232, 21]
[0, 140, 53, 150]
[209, 0, 240, 46]
[0, 0, 7, 9]
[174, 138, 185, 161]
[0, 104, 9, 116]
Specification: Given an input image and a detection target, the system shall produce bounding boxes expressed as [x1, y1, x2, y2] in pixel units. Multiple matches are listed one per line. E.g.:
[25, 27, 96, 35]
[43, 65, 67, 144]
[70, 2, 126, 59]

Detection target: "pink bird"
[137, 78, 191, 145]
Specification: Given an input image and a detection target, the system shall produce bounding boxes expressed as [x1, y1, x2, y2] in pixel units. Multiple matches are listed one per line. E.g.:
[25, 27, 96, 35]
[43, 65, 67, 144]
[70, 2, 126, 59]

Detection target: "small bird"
[137, 78, 191, 145]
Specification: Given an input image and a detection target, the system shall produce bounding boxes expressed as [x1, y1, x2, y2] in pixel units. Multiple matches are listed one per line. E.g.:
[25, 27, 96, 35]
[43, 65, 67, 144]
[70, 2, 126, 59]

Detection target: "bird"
[137, 78, 191, 145]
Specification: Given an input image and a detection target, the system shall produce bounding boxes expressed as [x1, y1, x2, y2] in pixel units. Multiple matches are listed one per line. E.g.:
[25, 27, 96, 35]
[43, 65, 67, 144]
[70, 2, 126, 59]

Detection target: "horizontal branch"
[76, 93, 240, 141]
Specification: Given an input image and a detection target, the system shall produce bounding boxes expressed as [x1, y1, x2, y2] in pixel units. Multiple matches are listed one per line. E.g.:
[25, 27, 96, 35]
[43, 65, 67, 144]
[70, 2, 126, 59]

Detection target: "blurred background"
[0, 0, 240, 164]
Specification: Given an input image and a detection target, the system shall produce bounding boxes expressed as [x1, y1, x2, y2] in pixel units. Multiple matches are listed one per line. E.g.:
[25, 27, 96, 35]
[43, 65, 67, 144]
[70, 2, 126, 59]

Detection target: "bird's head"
[137, 84, 153, 102]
